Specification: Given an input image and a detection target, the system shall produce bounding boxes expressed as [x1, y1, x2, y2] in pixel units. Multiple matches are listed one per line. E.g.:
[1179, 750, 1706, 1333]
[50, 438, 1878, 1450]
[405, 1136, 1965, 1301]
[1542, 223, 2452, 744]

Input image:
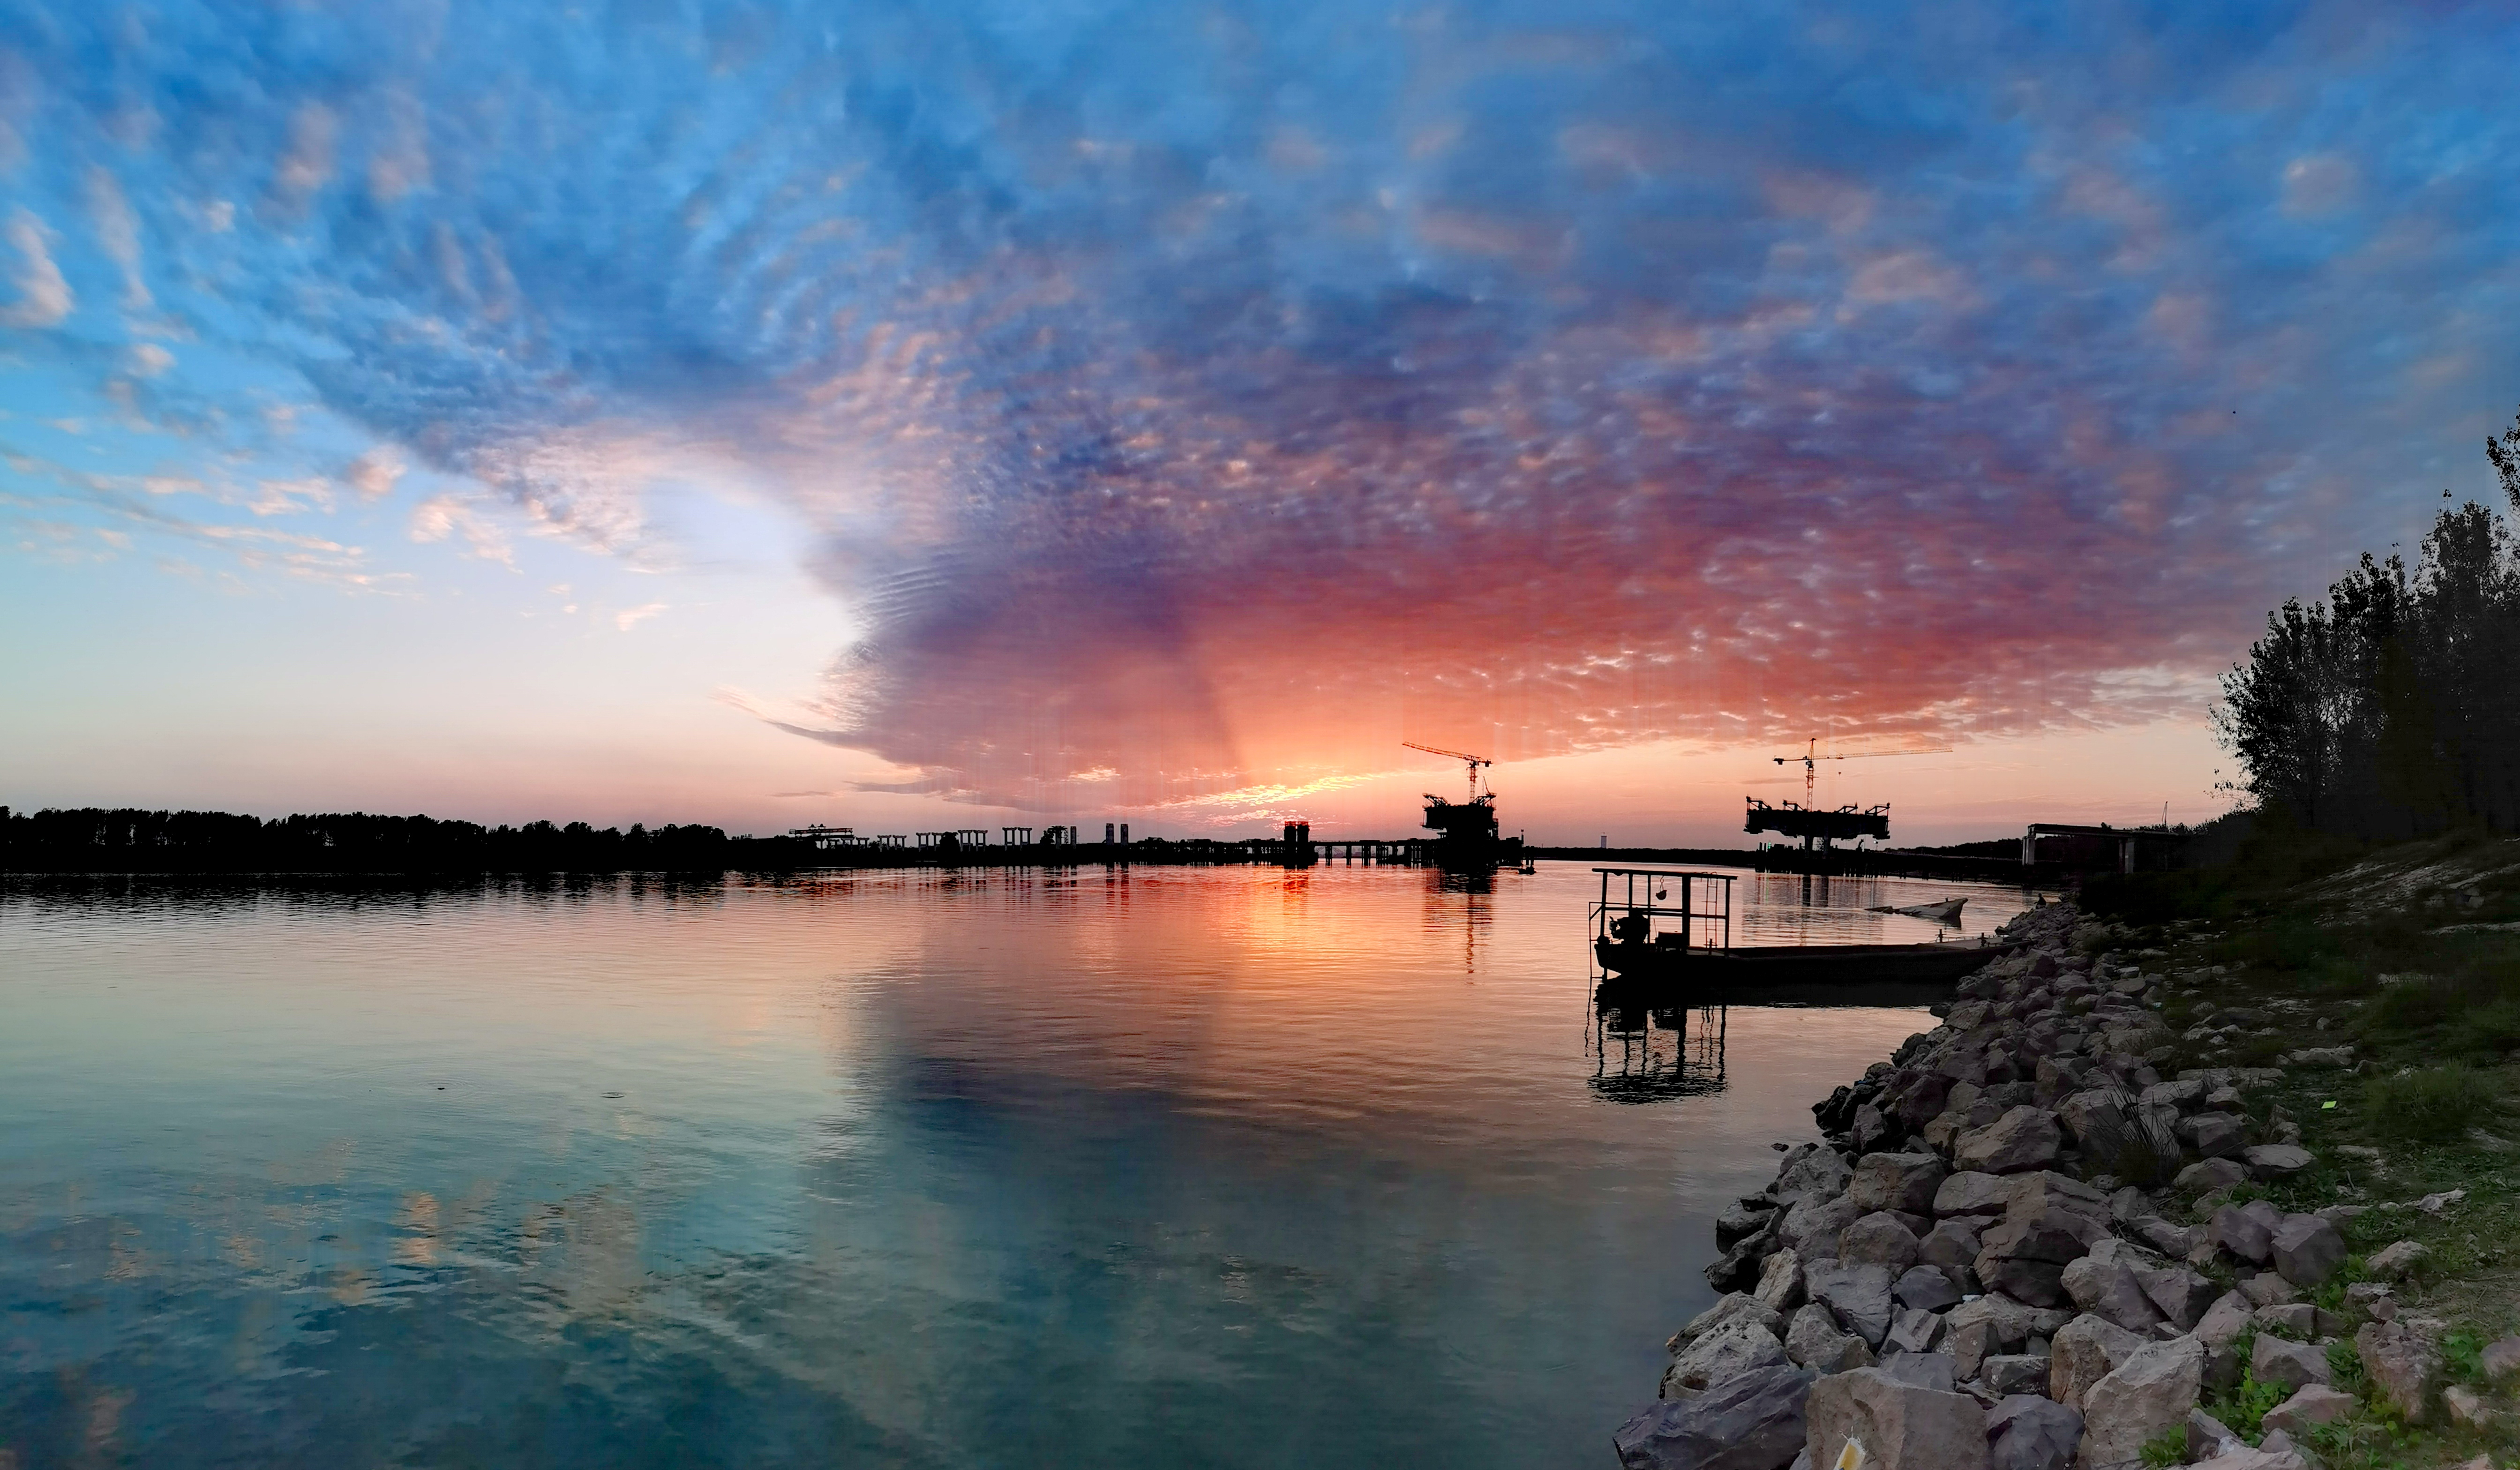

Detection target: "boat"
[1591, 934, 2000, 1005]
[1868, 897, 1966, 925]
[1588, 867, 2000, 1007]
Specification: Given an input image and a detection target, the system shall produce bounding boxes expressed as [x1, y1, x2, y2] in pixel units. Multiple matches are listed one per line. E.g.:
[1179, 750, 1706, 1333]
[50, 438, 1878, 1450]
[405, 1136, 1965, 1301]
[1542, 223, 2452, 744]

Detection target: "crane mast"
[1773, 737, 1952, 804]
[1401, 741, 1492, 802]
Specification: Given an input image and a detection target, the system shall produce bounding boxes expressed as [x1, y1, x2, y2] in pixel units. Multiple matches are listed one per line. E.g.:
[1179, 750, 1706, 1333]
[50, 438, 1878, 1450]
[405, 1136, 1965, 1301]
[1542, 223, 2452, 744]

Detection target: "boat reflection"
[1587, 995, 1729, 1103]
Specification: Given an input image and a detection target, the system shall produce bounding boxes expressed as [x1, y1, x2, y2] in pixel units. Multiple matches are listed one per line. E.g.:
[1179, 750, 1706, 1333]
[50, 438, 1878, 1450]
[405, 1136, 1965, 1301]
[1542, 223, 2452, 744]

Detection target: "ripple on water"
[0, 862, 2037, 1467]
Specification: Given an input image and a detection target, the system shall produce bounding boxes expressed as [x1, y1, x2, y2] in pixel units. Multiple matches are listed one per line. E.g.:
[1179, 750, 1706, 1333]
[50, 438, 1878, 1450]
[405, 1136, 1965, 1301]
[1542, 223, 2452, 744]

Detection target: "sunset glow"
[6, 2, 2515, 840]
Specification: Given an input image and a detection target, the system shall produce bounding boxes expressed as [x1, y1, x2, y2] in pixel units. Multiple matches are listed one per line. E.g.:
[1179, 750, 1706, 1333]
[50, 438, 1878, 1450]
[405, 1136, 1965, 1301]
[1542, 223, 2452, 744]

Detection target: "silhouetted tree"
[2220, 406, 2520, 835]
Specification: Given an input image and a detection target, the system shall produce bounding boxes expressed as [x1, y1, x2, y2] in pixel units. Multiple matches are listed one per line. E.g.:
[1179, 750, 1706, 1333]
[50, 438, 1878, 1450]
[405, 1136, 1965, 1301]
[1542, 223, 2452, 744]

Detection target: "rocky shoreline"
[1614, 897, 2514, 1470]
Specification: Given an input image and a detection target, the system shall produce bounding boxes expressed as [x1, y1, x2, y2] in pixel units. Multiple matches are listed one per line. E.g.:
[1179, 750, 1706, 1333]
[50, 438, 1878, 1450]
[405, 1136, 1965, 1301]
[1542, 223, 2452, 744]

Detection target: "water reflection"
[1588, 1001, 1730, 1103]
[0, 862, 1985, 1469]
[1733, 869, 2042, 945]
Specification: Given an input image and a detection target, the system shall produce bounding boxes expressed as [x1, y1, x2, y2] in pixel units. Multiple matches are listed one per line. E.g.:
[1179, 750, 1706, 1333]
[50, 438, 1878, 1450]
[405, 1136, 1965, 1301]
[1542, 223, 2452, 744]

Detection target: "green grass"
[2326, 1338, 2368, 1397]
[2299, 1415, 2415, 1470]
[2139, 1428, 2187, 1468]
[2085, 1104, 2185, 1188]
[2442, 1327, 2486, 1386]
[2450, 998, 2520, 1058]
[2212, 916, 2334, 974]
[2364, 1064, 2500, 1143]
[2204, 1329, 2291, 1445]
[2127, 834, 2520, 1470]
[2367, 980, 2464, 1035]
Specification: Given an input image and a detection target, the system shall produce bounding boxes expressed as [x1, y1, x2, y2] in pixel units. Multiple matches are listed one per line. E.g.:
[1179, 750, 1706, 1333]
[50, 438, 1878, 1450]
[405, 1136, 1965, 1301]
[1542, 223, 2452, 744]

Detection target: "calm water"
[0, 861, 2033, 1468]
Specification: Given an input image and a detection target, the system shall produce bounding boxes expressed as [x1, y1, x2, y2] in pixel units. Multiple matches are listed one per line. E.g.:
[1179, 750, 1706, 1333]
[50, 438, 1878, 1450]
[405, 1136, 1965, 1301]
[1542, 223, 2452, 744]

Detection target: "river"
[0, 861, 2036, 1467]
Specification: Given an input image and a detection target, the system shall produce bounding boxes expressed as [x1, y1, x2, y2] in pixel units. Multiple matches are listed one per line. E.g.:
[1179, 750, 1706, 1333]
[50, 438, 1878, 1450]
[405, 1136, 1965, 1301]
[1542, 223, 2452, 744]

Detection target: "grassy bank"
[2083, 830, 2520, 1469]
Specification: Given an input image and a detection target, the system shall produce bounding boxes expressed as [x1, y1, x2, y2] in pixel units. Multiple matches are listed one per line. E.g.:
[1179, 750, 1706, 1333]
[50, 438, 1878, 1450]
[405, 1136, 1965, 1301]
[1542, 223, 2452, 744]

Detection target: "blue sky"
[4, 0, 2518, 841]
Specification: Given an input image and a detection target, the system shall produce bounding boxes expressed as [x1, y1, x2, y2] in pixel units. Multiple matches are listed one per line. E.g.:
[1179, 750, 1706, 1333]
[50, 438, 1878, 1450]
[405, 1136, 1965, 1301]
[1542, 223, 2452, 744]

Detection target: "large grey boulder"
[2192, 1292, 2252, 1351]
[1933, 1171, 2015, 1218]
[2444, 1385, 2491, 1429]
[1805, 1366, 1989, 1470]
[2060, 1247, 2166, 1333]
[2130, 1217, 2200, 1259]
[1985, 1203, 2109, 1262]
[2137, 1078, 2204, 1113]
[1875, 1352, 1957, 1393]
[1786, 1303, 1874, 1374]
[1672, 1293, 1785, 1353]
[1756, 1248, 1809, 1314]
[1926, 1102, 2001, 1153]
[2008, 1171, 2110, 1221]
[1893, 1264, 1961, 1313]
[1955, 1108, 2065, 1175]
[2033, 1055, 2090, 1107]
[2243, 1144, 2314, 1179]
[1943, 1321, 1997, 1383]
[1841, 1212, 1923, 1274]
[2247, 1335, 2330, 1395]
[2077, 1335, 2204, 1469]
[2055, 1087, 2131, 1148]
[1781, 1192, 1867, 1255]
[2205, 1205, 2273, 1264]
[1720, 1200, 1783, 1248]
[1987, 1395, 2082, 1470]
[2356, 1318, 2442, 1421]
[1888, 1072, 1957, 1131]
[2131, 1261, 2218, 1328]
[1885, 1306, 1945, 1357]
[2364, 1240, 2427, 1282]
[1665, 1321, 1792, 1397]
[1917, 1219, 1984, 1288]
[1708, 1222, 1784, 1294]
[2049, 1314, 2144, 1412]
[2259, 1384, 2355, 1435]
[2268, 1215, 2344, 1288]
[1850, 1153, 1949, 1215]
[2237, 1273, 2299, 1309]
[1973, 1205, 2099, 1310]
[1616, 1364, 1818, 1470]
[2184, 1407, 2242, 1461]
[2177, 1111, 2248, 1158]
[2174, 1158, 2248, 1194]
[1980, 1355, 2049, 1396]
[1807, 1262, 1896, 1350]
[1945, 1294, 2039, 1380]
[1976, 1257, 2069, 1309]
[1776, 1144, 1854, 1206]
[2188, 1444, 2307, 1470]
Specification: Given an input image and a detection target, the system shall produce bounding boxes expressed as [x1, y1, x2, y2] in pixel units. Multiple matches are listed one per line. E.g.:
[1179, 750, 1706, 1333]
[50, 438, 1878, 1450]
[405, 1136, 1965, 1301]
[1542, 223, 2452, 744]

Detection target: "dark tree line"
[2218, 408, 2520, 837]
[0, 807, 751, 873]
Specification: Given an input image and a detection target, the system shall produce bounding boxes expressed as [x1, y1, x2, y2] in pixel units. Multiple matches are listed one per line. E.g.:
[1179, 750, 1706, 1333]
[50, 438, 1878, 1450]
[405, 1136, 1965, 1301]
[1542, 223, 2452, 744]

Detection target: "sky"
[4, 0, 2518, 846]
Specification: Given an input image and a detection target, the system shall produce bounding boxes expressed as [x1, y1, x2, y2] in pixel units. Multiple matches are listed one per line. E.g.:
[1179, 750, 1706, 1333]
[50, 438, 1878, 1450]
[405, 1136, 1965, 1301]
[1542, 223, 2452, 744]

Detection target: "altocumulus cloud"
[4, 0, 2520, 807]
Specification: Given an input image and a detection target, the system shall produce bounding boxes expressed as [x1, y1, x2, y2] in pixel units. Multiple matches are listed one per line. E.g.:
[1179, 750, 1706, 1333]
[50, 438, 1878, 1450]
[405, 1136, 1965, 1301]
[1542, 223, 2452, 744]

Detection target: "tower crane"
[1402, 741, 1493, 802]
[1773, 738, 1952, 805]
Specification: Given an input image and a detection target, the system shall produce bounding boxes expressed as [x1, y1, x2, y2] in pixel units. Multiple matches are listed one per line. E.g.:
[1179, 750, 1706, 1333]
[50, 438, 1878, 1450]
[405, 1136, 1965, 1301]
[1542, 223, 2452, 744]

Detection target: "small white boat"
[1869, 897, 1966, 926]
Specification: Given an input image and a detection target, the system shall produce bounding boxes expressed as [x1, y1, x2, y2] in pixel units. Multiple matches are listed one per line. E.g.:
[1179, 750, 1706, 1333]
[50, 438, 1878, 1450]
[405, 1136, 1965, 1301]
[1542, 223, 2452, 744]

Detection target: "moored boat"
[1588, 866, 2000, 1007]
[1590, 934, 2000, 1006]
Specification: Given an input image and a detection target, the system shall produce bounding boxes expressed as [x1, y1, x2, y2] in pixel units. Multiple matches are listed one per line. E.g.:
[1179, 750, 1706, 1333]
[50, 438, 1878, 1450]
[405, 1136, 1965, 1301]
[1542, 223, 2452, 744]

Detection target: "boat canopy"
[1590, 867, 1735, 951]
